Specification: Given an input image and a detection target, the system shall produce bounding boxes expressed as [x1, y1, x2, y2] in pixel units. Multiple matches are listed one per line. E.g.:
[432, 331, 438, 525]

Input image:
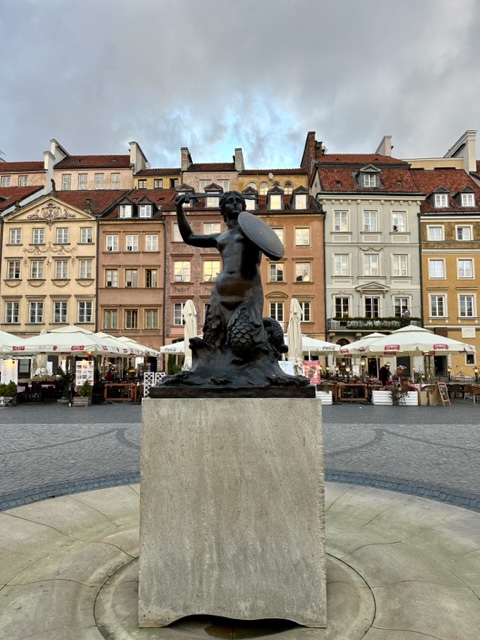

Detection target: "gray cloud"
[1, 0, 479, 167]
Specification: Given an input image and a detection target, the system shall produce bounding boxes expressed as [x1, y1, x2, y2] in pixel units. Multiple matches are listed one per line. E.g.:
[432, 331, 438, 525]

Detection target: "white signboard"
[0, 358, 18, 384]
[75, 360, 94, 387]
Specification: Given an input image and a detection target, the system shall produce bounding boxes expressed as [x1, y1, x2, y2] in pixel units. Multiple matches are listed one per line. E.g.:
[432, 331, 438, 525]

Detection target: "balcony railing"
[327, 317, 422, 332]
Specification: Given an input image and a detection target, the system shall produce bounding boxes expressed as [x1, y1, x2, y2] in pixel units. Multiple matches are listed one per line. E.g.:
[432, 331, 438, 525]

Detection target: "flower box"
[372, 390, 393, 406]
[397, 391, 419, 406]
[316, 391, 333, 405]
[73, 396, 92, 407]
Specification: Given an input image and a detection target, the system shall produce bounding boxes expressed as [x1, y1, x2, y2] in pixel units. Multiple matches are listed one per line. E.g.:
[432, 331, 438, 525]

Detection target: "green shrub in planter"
[77, 380, 93, 397]
[0, 381, 17, 397]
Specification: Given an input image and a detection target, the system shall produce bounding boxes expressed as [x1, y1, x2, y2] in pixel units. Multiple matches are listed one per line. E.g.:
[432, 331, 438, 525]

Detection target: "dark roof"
[411, 168, 480, 212]
[0, 186, 44, 211]
[101, 188, 178, 218]
[136, 168, 181, 176]
[315, 153, 408, 166]
[55, 155, 131, 169]
[0, 161, 44, 172]
[186, 162, 236, 172]
[317, 166, 419, 193]
[55, 189, 131, 214]
[240, 168, 307, 176]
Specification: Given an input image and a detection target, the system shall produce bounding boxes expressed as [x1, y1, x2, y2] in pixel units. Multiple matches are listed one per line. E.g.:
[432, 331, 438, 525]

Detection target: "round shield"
[238, 212, 284, 260]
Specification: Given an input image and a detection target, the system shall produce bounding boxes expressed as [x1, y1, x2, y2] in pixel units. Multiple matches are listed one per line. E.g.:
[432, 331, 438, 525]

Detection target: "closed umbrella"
[287, 298, 303, 375]
[182, 300, 198, 370]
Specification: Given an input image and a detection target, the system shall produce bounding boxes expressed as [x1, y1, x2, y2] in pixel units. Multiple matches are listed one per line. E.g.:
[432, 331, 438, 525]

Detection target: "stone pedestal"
[138, 397, 326, 628]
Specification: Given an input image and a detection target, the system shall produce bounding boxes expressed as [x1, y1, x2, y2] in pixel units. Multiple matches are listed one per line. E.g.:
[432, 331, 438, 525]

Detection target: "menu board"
[75, 360, 94, 387]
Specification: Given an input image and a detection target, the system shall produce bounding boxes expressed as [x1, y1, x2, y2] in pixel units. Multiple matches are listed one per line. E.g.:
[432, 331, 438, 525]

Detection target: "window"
[110, 173, 120, 189]
[198, 179, 210, 191]
[272, 228, 284, 244]
[125, 269, 137, 287]
[207, 192, 220, 208]
[173, 302, 185, 325]
[459, 295, 475, 317]
[434, 193, 448, 207]
[78, 260, 93, 279]
[54, 259, 68, 279]
[53, 301, 67, 324]
[18, 175, 27, 186]
[456, 226, 472, 241]
[204, 222, 221, 234]
[56, 227, 69, 243]
[461, 193, 475, 207]
[145, 269, 157, 288]
[365, 297, 380, 318]
[174, 261, 190, 282]
[125, 235, 138, 251]
[145, 309, 158, 329]
[94, 173, 105, 189]
[80, 227, 93, 243]
[392, 211, 406, 232]
[173, 223, 182, 242]
[9, 228, 21, 244]
[392, 254, 408, 277]
[217, 179, 229, 191]
[1, 176, 10, 187]
[203, 260, 220, 282]
[269, 302, 284, 323]
[363, 173, 377, 187]
[30, 260, 44, 279]
[394, 297, 409, 317]
[259, 182, 269, 195]
[170, 178, 179, 188]
[335, 297, 349, 317]
[295, 227, 310, 246]
[299, 301, 311, 322]
[363, 254, 379, 277]
[154, 178, 163, 189]
[429, 259, 445, 278]
[145, 234, 158, 251]
[363, 211, 377, 232]
[106, 235, 118, 251]
[29, 301, 43, 323]
[334, 211, 348, 231]
[269, 194, 282, 210]
[5, 301, 19, 324]
[269, 263, 284, 283]
[78, 173, 88, 190]
[427, 226, 443, 241]
[138, 179, 147, 189]
[104, 309, 117, 330]
[105, 269, 118, 287]
[61, 174, 71, 190]
[458, 259, 473, 278]
[430, 295, 445, 317]
[32, 228, 44, 244]
[334, 254, 349, 276]
[77, 301, 92, 323]
[294, 193, 307, 210]
[245, 196, 256, 211]
[7, 260, 20, 279]
[284, 181, 293, 195]
[295, 262, 311, 282]
[139, 204, 152, 218]
[119, 204, 132, 218]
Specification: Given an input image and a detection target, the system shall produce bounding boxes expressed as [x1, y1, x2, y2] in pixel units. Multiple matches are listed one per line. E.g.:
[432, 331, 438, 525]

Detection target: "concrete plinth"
[138, 397, 326, 628]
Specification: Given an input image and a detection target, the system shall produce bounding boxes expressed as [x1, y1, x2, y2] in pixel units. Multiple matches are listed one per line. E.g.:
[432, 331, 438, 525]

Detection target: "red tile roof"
[0, 161, 44, 172]
[411, 168, 480, 212]
[240, 168, 307, 176]
[55, 155, 131, 169]
[186, 162, 235, 172]
[315, 153, 408, 166]
[136, 168, 181, 176]
[317, 166, 419, 193]
[55, 190, 131, 214]
[0, 186, 44, 211]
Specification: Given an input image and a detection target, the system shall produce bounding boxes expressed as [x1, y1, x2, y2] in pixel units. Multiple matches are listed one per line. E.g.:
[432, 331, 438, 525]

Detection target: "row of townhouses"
[1, 130, 480, 376]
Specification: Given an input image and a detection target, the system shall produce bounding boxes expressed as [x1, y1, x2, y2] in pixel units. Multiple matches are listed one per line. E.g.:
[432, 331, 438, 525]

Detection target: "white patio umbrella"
[115, 336, 161, 358]
[339, 333, 387, 355]
[0, 330, 26, 354]
[7, 326, 127, 357]
[287, 298, 304, 375]
[182, 300, 198, 370]
[283, 334, 340, 355]
[364, 325, 476, 355]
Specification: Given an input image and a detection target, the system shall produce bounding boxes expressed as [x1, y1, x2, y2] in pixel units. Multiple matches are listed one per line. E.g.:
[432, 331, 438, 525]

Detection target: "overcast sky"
[1, 0, 479, 168]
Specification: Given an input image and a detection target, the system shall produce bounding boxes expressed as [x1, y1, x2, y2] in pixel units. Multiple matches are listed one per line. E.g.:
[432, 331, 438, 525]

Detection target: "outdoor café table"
[334, 382, 368, 403]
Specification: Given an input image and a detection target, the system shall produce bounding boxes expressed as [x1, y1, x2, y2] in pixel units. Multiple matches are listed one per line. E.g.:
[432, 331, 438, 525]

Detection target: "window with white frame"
[5, 301, 19, 324]
[217, 179, 229, 191]
[119, 204, 132, 218]
[125, 235, 138, 251]
[363, 173, 377, 187]
[77, 301, 92, 323]
[104, 309, 117, 330]
[334, 210, 349, 232]
[392, 211, 406, 232]
[203, 260, 221, 282]
[272, 228, 284, 244]
[53, 301, 67, 324]
[204, 222, 221, 234]
[18, 175, 27, 186]
[106, 235, 118, 251]
[295, 262, 311, 282]
[269, 194, 282, 210]
[430, 295, 445, 317]
[174, 261, 190, 282]
[173, 223, 182, 242]
[125, 269, 137, 287]
[363, 253, 379, 276]
[457, 259, 473, 278]
[80, 227, 93, 243]
[459, 294, 475, 317]
[456, 225, 472, 241]
[32, 228, 44, 244]
[333, 254, 349, 276]
[206, 193, 220, 208]
[61, 174, 71, 190]
[170, 178, 179, 188]
[29, 301, 43, 323]
[139, 204, 152, 218]
[294, 193, 307, 210]
[56, 227, 69, 243]
[394, 297, 409, 317]
[110, 173, 120, 189]
[54, 259, 68, 279]
[7, 260, 20, 279]
[392, 254, 408, 277]
[299, 301, 311, 322]
[145, 234, 158, 251]
[284, 181, 293, 195]
[335, 297, 349, 317]
[145, 269, 157, 288]
[434, 193, 448, 207]
[8, 228, 21, 244]
[269, 301, 284, 323]
[78, 259, 93, 279]
[244, 196, 256, 211]
[295, 227, 310, 246]
[78, 173, 88, 189]
[428, 259, 445, 278]
[364, 296, 380, 318]
[0, 176, 10, 187]
[105, 269, 118, 287]
[30, 260, 44, 279]
[427, 225, 443, 241]
[461, 192, 475, 207]
[94, 173, 105, 189]
[198, 179, 211, 191]
[173, 302, 186, 325]
[269, 263, 284, 282]
[363, 211, 377, 232]
[154, 178, 163, 189]
[138, 179, 147, 189]
[144, 309, 158, 329]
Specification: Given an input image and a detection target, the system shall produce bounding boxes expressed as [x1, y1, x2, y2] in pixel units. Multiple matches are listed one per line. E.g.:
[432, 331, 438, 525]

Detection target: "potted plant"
[73, 380, 93, 406]
[0, 381, 17, 407]
[56, 366, 75, 403]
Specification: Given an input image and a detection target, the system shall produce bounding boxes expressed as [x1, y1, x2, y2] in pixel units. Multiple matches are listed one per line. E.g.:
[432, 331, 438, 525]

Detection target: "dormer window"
[461, 192, 475, 207]
[294, 194, 307, 209]
[242, 187, 257, 211]
[119, 204, 132, 218]
[434, 193, 449, 208]
[363, 174, 377, 187]
[139, 204, 153, 218]
[357, 165, 381, 188]
[268, 186, 284, 210]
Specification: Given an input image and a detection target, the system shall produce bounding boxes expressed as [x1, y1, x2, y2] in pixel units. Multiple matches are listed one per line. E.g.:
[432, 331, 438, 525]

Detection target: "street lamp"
[447, 366, 451, 381]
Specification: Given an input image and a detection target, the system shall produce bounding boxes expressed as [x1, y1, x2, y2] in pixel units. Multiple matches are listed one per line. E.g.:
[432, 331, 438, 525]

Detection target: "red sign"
[384, 344, 400, 351]
[12, 345, 25, 351]
[71, 345, 85, 351]
[433, 343, 449, 350]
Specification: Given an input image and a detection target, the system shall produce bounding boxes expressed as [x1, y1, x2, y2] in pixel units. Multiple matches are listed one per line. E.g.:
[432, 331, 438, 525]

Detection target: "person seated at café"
[379, 363, 391, 386]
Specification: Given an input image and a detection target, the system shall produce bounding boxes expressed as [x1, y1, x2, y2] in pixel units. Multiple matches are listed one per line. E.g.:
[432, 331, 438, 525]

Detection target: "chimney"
[181, 147, 193, 172]
[375, 135, 393, 157]
[234, 148, 244, 171]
